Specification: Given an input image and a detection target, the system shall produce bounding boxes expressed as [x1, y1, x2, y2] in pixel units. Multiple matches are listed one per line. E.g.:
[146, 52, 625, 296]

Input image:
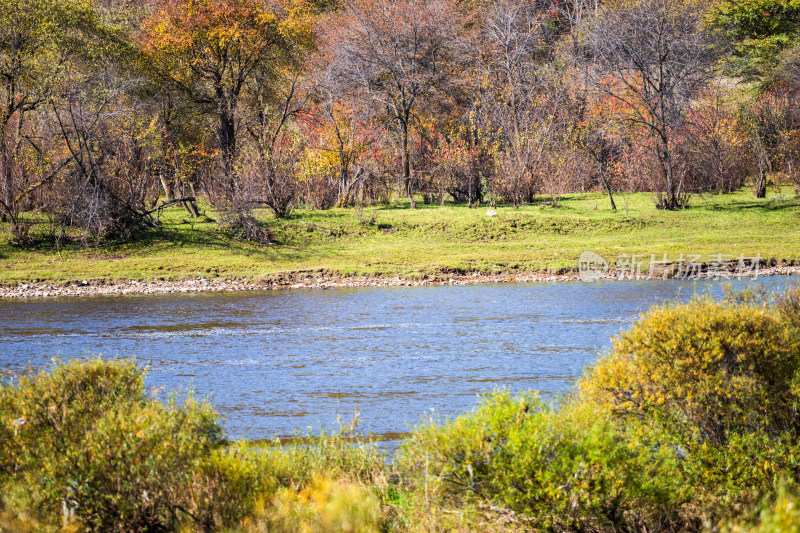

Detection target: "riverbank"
[2, 264, 799, 298]
[2, 190, 800, 292]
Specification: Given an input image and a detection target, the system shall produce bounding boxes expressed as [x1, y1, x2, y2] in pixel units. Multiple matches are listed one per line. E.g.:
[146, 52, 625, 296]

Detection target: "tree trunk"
[658, 136, 678, 210]
[607, 187, 617, 211]
[597, 150, 616, 211]
[159, 173, 173, 202]
[182, 198, 199, 218]
[334, 132, 349, 207]
[218, 101, 237, 200]
[401, 120, 414, 208]
[600, 173, 616, 211]
[754, 167, 767, 198]
[337, 158, 350, 207]
[754, 149, 768, 198]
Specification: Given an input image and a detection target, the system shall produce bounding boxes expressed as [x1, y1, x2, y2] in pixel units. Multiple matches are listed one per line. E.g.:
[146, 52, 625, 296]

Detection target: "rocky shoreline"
[2, 264, 799, 299]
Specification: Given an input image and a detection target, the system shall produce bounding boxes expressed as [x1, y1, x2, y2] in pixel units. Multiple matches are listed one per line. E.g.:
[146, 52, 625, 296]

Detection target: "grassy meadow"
[1, 189, 799, 285]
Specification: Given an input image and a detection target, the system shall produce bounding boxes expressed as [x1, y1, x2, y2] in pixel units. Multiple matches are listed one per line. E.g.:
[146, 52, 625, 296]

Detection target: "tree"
[326, 0, 468, 206]
[138, 0, 314, 202]
[480, 0, 560, 138]
[739, 89, 800, 198]
[678, 88, 750, 194]
[570, 93, 625, 210]
[475, 0, 570, 208]
[710, 0, 800, 82]
[583, 0, 717, 209]
[237, 65, 316, 219]
[0, 0, 95, 230]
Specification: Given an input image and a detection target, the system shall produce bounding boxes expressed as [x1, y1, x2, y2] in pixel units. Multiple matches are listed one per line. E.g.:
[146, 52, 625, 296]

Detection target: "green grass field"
[1, 189, 799, 284]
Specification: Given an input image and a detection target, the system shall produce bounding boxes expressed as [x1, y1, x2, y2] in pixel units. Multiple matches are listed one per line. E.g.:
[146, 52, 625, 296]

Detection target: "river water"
[1, 277, 796, 444]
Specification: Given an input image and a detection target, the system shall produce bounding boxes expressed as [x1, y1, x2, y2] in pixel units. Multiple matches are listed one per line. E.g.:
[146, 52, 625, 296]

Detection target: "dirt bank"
[2, 264, 799, 299]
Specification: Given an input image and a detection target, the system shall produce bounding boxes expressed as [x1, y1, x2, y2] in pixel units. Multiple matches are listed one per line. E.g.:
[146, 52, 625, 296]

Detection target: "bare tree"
[326, 0, 469, 207]
[235, 66, 316, 219]
[678, 89, 750, 194]
[573, 117, 621, 210]
[582, 0, 717, 209]
[476, 0, 568, 207]
[740, 89, 800, 198]
[49, 71, 183, 245]
[480, 0, 560, 136]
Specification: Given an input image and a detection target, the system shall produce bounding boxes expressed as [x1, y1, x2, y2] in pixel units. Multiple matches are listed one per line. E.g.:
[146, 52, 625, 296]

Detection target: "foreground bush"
[580, 298, 800, 444]
[0, 359, 227, 531]
[580, 296, 800, 514]
[0, 359, 388, 532]
[398, 392, 688, 531]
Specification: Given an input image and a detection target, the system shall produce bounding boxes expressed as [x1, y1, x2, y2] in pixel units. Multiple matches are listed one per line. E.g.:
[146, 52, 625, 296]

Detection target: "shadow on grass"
[705, 198, 800, 212]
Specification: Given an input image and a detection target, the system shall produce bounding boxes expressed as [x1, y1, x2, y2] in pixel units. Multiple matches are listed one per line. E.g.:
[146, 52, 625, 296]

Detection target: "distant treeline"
[1, 0, 799, 244]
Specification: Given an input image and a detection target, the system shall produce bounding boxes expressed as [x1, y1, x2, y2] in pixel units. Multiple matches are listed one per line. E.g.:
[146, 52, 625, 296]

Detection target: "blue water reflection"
[1, 277, 795, 443]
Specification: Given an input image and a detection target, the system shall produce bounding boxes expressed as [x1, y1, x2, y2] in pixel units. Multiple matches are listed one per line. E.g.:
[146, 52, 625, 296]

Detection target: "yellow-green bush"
[0, 358, 146, 483]
[397, 392, 688, 532]
[71, 398, 223, 530]
[580, 295, 800, 515]
[0, 359, 226, 532]
[0, 359, 391, 532]
[580, 298, 800, 444]
[240, 475, 384, 533]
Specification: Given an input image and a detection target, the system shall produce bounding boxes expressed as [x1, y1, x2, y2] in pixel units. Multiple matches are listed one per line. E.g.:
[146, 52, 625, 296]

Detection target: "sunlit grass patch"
[0, 188, 798, 284]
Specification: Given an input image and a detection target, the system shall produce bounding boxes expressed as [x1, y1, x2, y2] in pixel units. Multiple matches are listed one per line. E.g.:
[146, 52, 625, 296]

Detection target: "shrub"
[679, 93, 751, 195]
[580, 298, 800, 445]
[397, 391, 687, 532]
[235, 138, 302, 220]
[0, 359, 225, 532]
[580, 296, 800, 515]
[396, 290, 800, 530]
[241, 475, 384, 533]
[218, 211, 272, 244]
[242, 434, 392, 530]
[0, 358, 146, 485]
[0, 358, 391, 532]
[70, 398, 222, 531]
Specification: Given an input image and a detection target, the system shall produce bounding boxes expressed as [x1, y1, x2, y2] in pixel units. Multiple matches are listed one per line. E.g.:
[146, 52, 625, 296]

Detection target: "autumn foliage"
[0, 0, 798, 245]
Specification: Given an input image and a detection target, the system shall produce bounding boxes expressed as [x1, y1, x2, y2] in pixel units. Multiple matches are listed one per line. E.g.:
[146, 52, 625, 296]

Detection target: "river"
[1, 277, 796, 444]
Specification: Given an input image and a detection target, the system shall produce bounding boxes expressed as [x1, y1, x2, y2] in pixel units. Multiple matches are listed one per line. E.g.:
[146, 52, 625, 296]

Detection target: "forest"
[2, 0, 799, 248]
